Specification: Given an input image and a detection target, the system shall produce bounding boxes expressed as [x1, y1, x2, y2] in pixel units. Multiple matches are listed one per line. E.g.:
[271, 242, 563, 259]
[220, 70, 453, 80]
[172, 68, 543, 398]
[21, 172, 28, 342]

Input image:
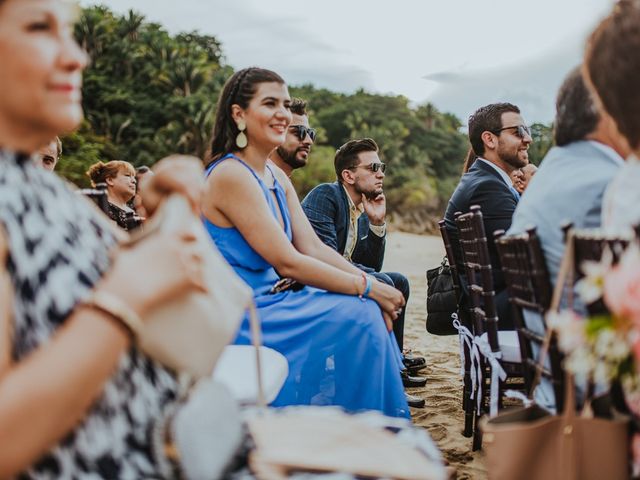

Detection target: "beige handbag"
[247, 408, 446, 480]
[480, 231, 630, 480]
[128, 195, 254, 378]
[243, 290, 445, 479]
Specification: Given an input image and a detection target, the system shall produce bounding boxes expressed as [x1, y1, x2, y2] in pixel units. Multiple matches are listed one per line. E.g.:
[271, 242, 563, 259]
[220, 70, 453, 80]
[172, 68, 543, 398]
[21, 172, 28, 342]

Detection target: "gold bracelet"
[82, 290, 144, 338]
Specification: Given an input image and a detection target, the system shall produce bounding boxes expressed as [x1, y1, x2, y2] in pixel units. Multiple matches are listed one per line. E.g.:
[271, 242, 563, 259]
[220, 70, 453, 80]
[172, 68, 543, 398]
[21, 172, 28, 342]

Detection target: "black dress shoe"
[401, 370, 427, 388]
[406, 393, 425, 408]
[402, 354, 427, 374]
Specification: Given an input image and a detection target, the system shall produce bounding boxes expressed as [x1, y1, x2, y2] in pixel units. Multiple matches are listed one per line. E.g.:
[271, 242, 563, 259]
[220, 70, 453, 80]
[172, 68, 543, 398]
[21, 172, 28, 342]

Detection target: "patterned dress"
[0, 150, 179, 479]
[107, 202, 142, 231]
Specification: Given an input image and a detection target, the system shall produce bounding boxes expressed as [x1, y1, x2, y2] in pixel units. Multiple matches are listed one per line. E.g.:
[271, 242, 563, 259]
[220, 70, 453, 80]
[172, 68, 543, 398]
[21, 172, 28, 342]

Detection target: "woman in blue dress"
[202, 67, 409, 418]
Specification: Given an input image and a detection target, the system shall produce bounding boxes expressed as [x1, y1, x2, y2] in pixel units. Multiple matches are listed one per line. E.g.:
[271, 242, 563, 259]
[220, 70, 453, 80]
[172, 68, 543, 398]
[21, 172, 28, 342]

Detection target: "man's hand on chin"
[362, 192, 386, 226]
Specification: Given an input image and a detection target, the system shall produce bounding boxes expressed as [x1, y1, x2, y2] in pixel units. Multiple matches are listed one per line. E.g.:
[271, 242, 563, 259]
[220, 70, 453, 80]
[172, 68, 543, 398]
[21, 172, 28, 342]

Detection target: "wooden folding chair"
[438, 219, 474, 437]
[495, 227, 565, 412]
[570, 227, 630, 316]
[455, 205, 524, 450]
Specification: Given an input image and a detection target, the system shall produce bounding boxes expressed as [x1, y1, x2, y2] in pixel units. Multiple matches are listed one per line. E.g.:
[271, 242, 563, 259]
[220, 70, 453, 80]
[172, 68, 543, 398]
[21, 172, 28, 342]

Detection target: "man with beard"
[269, 98, 314, 176]
[302, 138, 427, 408]
[444, 103, 532, 329]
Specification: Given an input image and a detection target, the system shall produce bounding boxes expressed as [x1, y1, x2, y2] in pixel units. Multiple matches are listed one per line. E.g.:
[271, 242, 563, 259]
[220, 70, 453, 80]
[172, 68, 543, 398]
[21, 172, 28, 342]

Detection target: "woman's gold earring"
[236, 119, 248, 149]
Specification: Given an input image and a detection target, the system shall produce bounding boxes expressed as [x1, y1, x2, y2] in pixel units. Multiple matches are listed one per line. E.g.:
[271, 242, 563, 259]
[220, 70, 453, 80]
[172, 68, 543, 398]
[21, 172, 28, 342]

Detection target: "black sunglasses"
[350, 162, 387, 174]
[289, 125, 316, 142]
[491, 124, 531, 139]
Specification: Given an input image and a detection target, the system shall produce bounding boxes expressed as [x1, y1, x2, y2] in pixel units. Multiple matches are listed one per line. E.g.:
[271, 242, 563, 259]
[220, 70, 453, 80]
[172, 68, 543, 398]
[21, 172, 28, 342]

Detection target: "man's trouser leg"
[371, 271, 410, 351]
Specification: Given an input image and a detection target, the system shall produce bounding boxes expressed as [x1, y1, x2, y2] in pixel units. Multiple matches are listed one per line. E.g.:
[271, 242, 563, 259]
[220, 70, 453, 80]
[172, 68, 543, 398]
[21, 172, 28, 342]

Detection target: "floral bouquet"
[550, 242, 640, 474]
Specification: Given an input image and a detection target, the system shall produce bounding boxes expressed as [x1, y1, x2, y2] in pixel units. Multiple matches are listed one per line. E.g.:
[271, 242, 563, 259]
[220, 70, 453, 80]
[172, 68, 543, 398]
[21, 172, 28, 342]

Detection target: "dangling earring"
[236, 119, 248, 149]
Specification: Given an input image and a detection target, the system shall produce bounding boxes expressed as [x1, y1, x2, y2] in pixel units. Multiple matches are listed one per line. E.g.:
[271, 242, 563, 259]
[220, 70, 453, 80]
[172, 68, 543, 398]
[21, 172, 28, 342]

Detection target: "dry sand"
[383, 231, 487, 480]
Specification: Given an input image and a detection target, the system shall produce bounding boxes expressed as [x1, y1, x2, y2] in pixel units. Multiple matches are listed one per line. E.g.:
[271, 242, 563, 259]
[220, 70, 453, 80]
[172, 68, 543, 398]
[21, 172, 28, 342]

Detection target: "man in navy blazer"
[444, 103, 532, 329]
[302, 139, 426, 400]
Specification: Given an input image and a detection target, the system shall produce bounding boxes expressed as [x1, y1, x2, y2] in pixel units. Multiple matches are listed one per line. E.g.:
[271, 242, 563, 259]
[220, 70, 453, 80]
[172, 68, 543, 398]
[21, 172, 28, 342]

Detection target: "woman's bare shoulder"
[207, 158, 254, 184]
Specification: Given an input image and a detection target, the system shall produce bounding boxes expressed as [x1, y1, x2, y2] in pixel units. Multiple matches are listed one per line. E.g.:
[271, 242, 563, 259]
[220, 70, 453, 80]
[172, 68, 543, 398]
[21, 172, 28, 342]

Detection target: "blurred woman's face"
[0, 0, 88, 142]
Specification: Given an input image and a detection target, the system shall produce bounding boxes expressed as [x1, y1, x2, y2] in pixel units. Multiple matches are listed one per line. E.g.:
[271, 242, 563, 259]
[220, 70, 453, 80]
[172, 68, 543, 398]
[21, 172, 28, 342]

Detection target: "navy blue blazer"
[302, 182, 385, 272]
[444, 160, 518, 291]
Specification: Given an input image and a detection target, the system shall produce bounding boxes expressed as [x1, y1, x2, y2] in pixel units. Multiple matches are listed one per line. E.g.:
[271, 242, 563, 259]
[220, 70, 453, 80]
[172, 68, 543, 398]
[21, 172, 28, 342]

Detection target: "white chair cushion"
[480, 331, 521, 363]
[212, 345, 289, 405]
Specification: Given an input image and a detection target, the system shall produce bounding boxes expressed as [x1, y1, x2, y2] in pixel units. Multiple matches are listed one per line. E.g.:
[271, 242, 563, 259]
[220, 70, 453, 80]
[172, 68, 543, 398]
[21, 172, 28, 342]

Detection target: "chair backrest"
[438, 218, 473, 330]
[455, 205, 499, 351]
[495, 227, 565, 410]
[438, 219, 462, 299]
[572, 229, 630, 278]
[571, 228, 631, 315]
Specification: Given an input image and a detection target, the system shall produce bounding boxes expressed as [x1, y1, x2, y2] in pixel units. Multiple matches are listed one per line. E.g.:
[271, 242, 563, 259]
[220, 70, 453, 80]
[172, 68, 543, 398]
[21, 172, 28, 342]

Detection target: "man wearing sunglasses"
[444, 102, 532, 331]
[302, 138, 427, 408]
[269, 97, 316, 176]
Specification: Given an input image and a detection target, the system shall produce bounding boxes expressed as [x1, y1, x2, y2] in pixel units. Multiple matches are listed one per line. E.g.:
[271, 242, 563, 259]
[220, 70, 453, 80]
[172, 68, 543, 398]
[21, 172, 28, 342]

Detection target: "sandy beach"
[383, 231, 487, 480]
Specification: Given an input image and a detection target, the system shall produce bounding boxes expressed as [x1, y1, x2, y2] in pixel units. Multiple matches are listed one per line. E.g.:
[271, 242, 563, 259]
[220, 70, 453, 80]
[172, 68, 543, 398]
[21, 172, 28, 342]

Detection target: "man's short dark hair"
[136, 165, 151, 174]
[468, 103, 520, 156]
[334, 138, 378, 182]
[290, 98, 307, 116]
[553, 66, 600, 147]
[585, 0, 640, 150]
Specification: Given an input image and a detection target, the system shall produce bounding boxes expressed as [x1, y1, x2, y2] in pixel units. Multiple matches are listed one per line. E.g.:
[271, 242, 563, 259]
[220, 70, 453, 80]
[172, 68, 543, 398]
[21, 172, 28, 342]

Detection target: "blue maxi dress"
[204, 154, 409, 418]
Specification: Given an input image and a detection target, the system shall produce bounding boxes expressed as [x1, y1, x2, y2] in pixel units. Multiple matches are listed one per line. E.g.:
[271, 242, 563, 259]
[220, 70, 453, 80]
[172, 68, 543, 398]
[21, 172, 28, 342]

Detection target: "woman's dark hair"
[461, 147, 477, 174]
[207, 67, 285, 167]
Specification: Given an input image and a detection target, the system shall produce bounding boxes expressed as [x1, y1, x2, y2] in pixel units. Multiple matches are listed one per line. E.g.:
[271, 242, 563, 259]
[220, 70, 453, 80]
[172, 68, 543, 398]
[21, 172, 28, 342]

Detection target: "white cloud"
[80, 0, 616, 122]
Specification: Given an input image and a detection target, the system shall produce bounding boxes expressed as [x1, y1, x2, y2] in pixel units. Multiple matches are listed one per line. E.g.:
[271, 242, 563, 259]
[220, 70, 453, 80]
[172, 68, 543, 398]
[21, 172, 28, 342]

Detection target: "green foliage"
[528, 122, 554, 166]
[290, 146, 337, 197]
[68, 6, 228, 172]
[58, 122, 118, 187]
[67, 6, 553, 230]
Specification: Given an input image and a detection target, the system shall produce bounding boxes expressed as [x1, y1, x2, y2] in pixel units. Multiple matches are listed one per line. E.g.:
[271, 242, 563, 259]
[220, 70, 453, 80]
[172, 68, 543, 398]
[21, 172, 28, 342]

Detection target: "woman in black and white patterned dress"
[0, 1, 206, 477]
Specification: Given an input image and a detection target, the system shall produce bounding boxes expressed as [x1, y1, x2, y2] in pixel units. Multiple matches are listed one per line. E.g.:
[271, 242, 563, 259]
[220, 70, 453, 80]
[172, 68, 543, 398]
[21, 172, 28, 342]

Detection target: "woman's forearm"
[277, 250, 364, 295]
[0, 310, 130, 477]
[306, 241, 363, 276]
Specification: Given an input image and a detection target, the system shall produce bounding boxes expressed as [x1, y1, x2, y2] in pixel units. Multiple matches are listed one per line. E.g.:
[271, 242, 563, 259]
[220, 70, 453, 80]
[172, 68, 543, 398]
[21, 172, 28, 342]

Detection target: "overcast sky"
[80, 0, 615, 123]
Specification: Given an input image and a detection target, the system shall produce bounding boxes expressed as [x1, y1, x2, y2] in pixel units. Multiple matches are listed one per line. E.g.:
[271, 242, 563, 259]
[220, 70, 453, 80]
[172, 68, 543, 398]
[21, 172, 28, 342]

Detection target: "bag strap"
[248, 302, 267, 409]
[528, 230, 575, 399]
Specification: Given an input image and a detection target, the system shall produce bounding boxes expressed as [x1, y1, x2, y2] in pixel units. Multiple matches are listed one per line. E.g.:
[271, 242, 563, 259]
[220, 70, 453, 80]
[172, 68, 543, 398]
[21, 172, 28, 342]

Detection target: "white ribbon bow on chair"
[474, 336, 507, 417]
[452, 314, 481, 406]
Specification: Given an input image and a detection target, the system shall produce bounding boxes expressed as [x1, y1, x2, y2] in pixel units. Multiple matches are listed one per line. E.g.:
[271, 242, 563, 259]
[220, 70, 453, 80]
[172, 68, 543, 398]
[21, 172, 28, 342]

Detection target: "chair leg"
[472, 365, 489, 451]
[462, 349, 474, 437]
[472, 412, 483, 451]
[463, 375, 474, 437]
